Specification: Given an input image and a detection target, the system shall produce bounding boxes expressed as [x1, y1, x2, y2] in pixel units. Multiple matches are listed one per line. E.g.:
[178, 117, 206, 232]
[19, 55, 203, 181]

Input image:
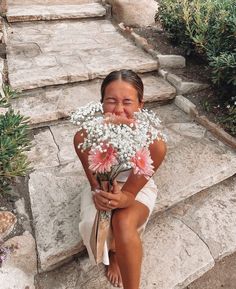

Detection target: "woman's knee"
[112, 209, 138, 243]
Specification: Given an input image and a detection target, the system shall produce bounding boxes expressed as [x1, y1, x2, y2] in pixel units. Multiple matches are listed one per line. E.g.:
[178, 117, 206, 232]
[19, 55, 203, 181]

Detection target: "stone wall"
[106, 0, 158, 27]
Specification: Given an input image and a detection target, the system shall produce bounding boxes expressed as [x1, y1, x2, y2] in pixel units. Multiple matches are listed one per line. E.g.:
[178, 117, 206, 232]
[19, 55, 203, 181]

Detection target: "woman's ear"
[140, 100, 144, 109]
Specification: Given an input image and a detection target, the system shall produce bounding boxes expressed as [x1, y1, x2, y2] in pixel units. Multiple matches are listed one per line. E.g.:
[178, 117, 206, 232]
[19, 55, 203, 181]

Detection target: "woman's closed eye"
[104, 99, 133, 105]
[123, 99, 133, 105]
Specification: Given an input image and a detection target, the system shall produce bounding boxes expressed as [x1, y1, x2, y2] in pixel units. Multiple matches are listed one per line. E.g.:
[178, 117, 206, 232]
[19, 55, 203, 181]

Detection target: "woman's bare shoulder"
[74, 129, 86, 145]
[149, 138, 167, 171]
[150, 138, 167, 155]
[73, 129, 88, 158]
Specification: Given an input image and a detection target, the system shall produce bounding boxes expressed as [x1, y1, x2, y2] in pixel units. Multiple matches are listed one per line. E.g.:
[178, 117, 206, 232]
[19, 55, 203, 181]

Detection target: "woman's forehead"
[104, 80, 138, 97]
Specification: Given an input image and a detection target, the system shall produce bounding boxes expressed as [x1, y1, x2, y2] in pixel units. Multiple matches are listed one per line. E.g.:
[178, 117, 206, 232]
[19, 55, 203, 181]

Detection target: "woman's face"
[102, 80, 143, 119]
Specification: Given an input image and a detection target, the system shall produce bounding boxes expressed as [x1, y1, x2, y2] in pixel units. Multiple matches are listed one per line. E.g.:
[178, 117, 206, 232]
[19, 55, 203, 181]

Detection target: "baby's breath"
[70, 102, 167, 176]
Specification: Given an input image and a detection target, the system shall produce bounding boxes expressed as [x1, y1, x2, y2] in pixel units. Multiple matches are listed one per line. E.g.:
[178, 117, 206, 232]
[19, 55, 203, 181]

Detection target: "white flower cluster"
[70, 102, 103, 131]
[70, 102, 167, 176]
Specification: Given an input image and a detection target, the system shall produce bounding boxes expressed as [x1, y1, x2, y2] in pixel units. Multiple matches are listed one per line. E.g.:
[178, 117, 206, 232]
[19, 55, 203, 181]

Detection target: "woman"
[74, 69, 167, 289]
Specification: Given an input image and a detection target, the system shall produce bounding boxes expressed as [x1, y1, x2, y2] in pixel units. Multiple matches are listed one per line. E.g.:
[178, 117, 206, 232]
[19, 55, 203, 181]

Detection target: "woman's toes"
[117, 278, 123, 287]
[113, 274, 117, 284]
[114, 277, 118, 286]
[110, 273, 114, 284]
[118, 278, 123, 287]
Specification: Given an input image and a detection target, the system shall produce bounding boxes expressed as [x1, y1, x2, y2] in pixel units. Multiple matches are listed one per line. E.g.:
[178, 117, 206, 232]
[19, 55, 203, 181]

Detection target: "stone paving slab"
[170, 176, 236, 262]
[28, 161, 87, 271]
[7, 20, 158, 90]
[27, 103, 236, 271]
[26, 127, 60, 169]
[7, 3, 106, 22]
[11, 74, 176, 126]
[35, 214, 214, 289]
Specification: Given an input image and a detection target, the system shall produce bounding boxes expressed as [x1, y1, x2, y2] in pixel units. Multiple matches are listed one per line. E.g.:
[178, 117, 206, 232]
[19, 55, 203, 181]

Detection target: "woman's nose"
[114, 102, 125, 114]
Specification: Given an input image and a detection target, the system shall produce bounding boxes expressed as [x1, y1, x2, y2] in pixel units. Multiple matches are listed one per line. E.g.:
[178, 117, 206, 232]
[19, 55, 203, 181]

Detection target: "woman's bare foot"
[106, 250, 123, 288]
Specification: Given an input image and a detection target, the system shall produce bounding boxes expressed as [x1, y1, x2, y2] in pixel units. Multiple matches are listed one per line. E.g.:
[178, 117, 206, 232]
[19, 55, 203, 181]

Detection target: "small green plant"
[201, 99, 212, 112]
[0, 85, 32, 194]
[217, 104, 236, 136]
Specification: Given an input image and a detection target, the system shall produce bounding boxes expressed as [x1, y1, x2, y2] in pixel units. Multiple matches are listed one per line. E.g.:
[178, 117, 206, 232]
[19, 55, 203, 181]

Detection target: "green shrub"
[156, 0, 236, 102]
[209, 50, 236, 87]
[0, 86, 31, 193]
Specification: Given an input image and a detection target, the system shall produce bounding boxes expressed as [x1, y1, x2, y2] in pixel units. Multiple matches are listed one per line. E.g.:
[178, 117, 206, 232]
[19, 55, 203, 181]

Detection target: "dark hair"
[101, 69, 144, 103]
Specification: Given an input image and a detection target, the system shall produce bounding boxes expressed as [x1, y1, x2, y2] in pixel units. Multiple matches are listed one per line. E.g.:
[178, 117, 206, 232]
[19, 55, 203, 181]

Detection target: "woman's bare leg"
[110, 201, 149, 289]
[106, 249, 123, 287]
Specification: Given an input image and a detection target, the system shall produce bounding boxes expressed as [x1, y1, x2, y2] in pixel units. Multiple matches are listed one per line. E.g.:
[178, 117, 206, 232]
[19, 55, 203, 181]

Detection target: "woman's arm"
[73, 130, 99, 191]
[122, 138, 167, 198]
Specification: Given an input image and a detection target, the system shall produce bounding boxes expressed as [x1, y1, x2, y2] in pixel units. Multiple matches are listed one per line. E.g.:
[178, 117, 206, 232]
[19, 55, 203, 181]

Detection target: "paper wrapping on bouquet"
[90, 209, 112, 265]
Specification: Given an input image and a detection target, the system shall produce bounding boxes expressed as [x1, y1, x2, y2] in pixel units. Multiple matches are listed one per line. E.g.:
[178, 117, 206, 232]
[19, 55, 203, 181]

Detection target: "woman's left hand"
[92, 180, 125, 211]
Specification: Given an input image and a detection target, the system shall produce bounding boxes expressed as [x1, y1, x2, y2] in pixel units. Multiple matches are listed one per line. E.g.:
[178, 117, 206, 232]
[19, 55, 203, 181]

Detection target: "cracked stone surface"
[11, 74, 176, 126]
[7, 19, 158, 90]
[27, 103, 236, 271]
[26, 127, 59, 169]
[170, 176, 236, 262]
[7, 3, 106, 22]
[35, 214, 214, 289]
[28, 161, 88, 271]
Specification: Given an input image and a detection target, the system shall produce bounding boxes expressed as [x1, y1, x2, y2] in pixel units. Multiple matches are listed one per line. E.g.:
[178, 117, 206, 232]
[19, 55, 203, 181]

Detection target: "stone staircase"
[2, 1, 236, 288]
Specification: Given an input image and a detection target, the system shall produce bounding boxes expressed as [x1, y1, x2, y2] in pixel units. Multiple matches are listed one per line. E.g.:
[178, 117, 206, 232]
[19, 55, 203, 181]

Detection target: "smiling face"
[102, 80, 144, 118]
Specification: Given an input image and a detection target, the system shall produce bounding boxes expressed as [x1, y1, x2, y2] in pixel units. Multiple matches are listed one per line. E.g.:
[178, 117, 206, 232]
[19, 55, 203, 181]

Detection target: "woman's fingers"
[93, 193, 114, 211]
[98, 190, 120, 201]
[93, 195, 110, 211]
[93, 191, 119, 210]
[95, 192, 108, 204]
[107, 199, 119, 209]
[99, 192, 121, 207]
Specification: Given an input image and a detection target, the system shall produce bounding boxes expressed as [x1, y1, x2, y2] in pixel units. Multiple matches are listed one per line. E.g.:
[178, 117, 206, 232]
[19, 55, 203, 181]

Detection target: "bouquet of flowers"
[71, 102, 167, 264]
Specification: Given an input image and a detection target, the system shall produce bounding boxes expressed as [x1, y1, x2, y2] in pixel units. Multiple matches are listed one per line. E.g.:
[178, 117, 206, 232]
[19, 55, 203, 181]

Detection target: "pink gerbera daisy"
[88, 145, 118, 174]
[131, 147, 154, 179]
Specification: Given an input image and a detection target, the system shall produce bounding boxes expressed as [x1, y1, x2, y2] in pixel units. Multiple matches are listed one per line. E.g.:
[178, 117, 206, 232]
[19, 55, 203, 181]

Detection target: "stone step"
[7, 3, 106, 23]
[11, 74, 176, 126]
[7, 19, 158, 91]
[35, 175, 236, 289]
[27, 103, 236, 271]
[8, 0, 101, 4]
